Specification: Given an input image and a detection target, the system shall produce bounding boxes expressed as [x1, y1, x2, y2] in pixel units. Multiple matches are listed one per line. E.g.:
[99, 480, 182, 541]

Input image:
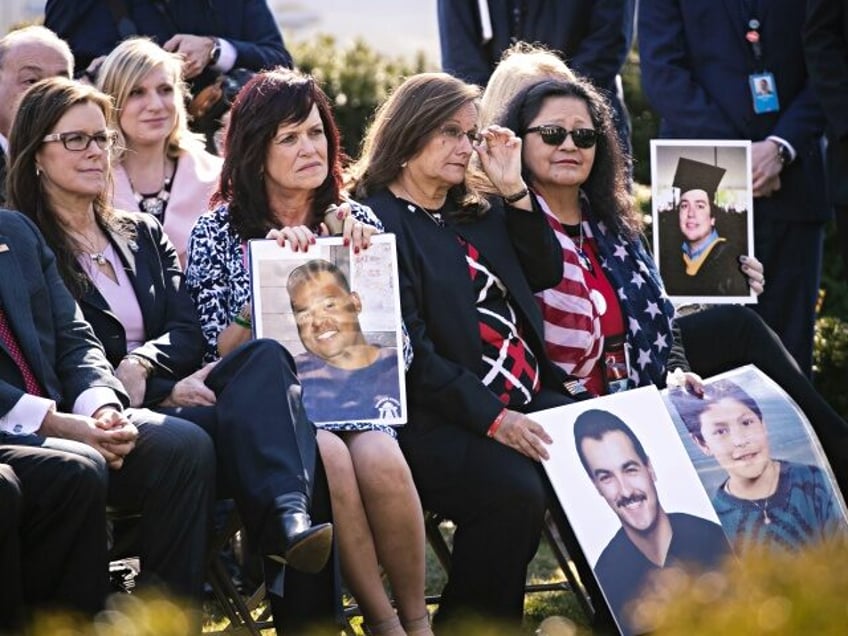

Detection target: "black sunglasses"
[524, 125, 598, 148]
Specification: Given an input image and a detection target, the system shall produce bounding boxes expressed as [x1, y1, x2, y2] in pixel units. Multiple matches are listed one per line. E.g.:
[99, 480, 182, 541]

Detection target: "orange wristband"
[487, 409, 507, 438]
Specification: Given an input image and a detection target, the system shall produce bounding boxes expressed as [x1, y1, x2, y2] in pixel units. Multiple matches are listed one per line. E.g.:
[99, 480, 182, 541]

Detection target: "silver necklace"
[71, 232, 110, 267]
[574, 221, 593, 273]
[564, 219, 593, 273]
[397, 185, 445, 227]
[128, 157, 173, 220]
[725, 461, 779, 525]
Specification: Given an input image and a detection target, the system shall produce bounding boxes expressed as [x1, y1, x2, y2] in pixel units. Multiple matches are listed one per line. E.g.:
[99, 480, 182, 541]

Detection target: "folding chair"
[423, 508, 598, 622]
[204, 506, 274, 635]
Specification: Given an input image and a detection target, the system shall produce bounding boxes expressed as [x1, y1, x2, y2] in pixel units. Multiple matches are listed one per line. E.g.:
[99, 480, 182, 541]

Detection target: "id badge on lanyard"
[745, 14, 780, 114]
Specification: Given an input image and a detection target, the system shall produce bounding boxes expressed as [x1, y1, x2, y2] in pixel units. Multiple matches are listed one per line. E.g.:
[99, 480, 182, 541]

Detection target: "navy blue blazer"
[0, 210, 127, 416]
[77, 213, 204, 408]
[639, 0, 829, 223]
[363, 188, 565, 436]
[45, 0, 292, 78]
[805, 0, 848, 205]
[438, 0, 634, 92]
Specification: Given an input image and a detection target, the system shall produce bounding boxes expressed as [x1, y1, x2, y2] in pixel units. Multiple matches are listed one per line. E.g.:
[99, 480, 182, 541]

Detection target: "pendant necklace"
[574, 221, 594, 273]
[128, 157, 174, 221]
[725, 461, 779, 525]
[71, 232, 110, 268]
[397, 185, 445, 227]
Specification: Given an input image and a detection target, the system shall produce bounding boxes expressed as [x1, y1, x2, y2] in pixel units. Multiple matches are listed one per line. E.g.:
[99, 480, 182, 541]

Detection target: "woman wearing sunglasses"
[497, 77, 669, 396]
[494, 77, 848, 490]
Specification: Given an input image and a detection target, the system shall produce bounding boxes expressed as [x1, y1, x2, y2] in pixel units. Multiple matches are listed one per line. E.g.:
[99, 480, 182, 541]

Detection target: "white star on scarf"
[637, 348, 652, 370]
[618, 287, 628, 301]
[630, 272, 646, 289]
[645, 301, 662, 319]
[654, 333, 668, 351]
[629, 316, 641, 336]
[638, 260, 650, 274]
[614, 243, 628, 261]
[629, 367, 640, 385]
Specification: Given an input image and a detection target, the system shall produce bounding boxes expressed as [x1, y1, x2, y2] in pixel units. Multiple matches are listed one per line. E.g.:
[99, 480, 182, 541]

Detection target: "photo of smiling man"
[574, 408, 731, 635]
[650, 141, 754, 303]
[285, 258, 402, 423]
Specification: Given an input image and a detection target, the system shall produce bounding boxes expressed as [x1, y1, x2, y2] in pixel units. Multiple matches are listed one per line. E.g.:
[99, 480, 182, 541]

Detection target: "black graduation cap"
[672, 156, 727, 202]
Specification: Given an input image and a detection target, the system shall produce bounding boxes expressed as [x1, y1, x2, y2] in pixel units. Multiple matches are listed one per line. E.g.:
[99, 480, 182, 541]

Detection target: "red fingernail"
[354, 246, 360, 254]
[344, 238, 350, 246]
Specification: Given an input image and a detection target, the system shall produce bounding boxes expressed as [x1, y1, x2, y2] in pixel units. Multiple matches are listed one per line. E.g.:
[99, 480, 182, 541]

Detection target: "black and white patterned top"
[184, 199, 410, 436]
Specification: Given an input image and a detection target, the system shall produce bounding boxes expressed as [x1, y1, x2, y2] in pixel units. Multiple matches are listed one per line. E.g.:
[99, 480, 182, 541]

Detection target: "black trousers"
[752, 217, 825, 375]
[0, 446, 108, 632]
[4, 409, 216, 604]
[160, 339, 339, 632]
[399, 388, 589, 630]
[678, 305, 848, 492]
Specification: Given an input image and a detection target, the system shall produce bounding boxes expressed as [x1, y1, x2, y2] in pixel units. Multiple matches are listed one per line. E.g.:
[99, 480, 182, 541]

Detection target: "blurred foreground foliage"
[26, 590, 198, 636]
[635, 538, 848, 635]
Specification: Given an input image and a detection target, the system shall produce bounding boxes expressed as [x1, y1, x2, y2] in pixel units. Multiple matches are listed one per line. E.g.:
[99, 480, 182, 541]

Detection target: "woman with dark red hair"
[185, 68, 431, 635]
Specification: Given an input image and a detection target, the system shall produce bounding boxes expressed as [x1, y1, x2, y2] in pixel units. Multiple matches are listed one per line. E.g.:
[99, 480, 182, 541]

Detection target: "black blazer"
[0, 210, 127, 415]
[805, 0, 848, 206]
[77, 213, 204, 407]
[363, 188, 565, 436]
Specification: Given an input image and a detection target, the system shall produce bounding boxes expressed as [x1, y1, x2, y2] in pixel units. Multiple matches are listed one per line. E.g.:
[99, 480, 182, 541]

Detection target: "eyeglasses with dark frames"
[524, 125, 598, 148]
[438, 124, 481, 145]
[42, 130, 117, 152]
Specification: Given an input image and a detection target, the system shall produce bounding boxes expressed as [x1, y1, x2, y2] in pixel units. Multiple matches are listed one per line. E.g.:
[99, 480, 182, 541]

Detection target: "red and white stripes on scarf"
[534, 193, 603, 377]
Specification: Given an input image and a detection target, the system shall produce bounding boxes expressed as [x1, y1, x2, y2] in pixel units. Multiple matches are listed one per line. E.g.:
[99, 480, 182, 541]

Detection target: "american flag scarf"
[535, 192, 675, 388]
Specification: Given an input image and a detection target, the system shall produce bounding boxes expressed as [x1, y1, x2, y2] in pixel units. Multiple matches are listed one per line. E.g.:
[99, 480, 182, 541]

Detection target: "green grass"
[204, 521, 594, 635]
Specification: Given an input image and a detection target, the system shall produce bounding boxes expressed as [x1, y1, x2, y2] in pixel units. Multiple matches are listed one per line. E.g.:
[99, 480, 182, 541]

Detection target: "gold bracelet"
[123, 354, 154, 377]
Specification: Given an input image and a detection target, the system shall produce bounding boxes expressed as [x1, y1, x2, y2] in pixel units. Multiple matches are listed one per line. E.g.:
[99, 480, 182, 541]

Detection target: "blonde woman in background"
[98, 37, 221, 265]
[479, 42, 575, 129]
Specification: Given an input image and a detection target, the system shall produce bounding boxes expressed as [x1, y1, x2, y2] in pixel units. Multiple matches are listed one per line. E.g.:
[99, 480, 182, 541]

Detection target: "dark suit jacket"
[639, 0, 829, 223]
[805, 0, 848, 205]
[77, 213, 204, 407]
[438, 0, 634, 134]
[438, 0, 634, 92]
[44, 0, 292, 79]
[0, 210, 127, 417]
[363, 188, 565, 437]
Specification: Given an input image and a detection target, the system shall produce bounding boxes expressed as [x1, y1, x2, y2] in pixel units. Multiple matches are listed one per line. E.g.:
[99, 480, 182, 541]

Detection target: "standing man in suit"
[437, 0, 636, 154]
[639, 0, 829, 375]
[0, 208, 215, 608]
[44, 0, 291, 86]
[805, 0, 848, 277]
[0, 26, 73, 205]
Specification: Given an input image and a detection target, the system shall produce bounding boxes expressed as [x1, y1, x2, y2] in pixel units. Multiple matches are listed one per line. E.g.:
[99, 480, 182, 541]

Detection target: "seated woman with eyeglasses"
[349, 72, 590, 631]
[7, 76, 345, 632]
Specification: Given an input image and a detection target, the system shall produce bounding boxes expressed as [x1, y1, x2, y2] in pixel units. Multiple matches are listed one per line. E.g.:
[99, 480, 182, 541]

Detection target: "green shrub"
[291, 35, 431, 159]
[621, 47, 659, 186]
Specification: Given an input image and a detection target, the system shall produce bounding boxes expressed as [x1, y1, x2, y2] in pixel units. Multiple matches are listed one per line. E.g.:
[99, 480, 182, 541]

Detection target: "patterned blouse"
[184, 199, 411, 437]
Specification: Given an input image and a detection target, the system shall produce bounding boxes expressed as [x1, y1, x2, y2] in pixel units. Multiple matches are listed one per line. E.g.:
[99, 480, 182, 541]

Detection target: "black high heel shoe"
[264, 493, 333, 574]
[266, 512, 333, 574]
